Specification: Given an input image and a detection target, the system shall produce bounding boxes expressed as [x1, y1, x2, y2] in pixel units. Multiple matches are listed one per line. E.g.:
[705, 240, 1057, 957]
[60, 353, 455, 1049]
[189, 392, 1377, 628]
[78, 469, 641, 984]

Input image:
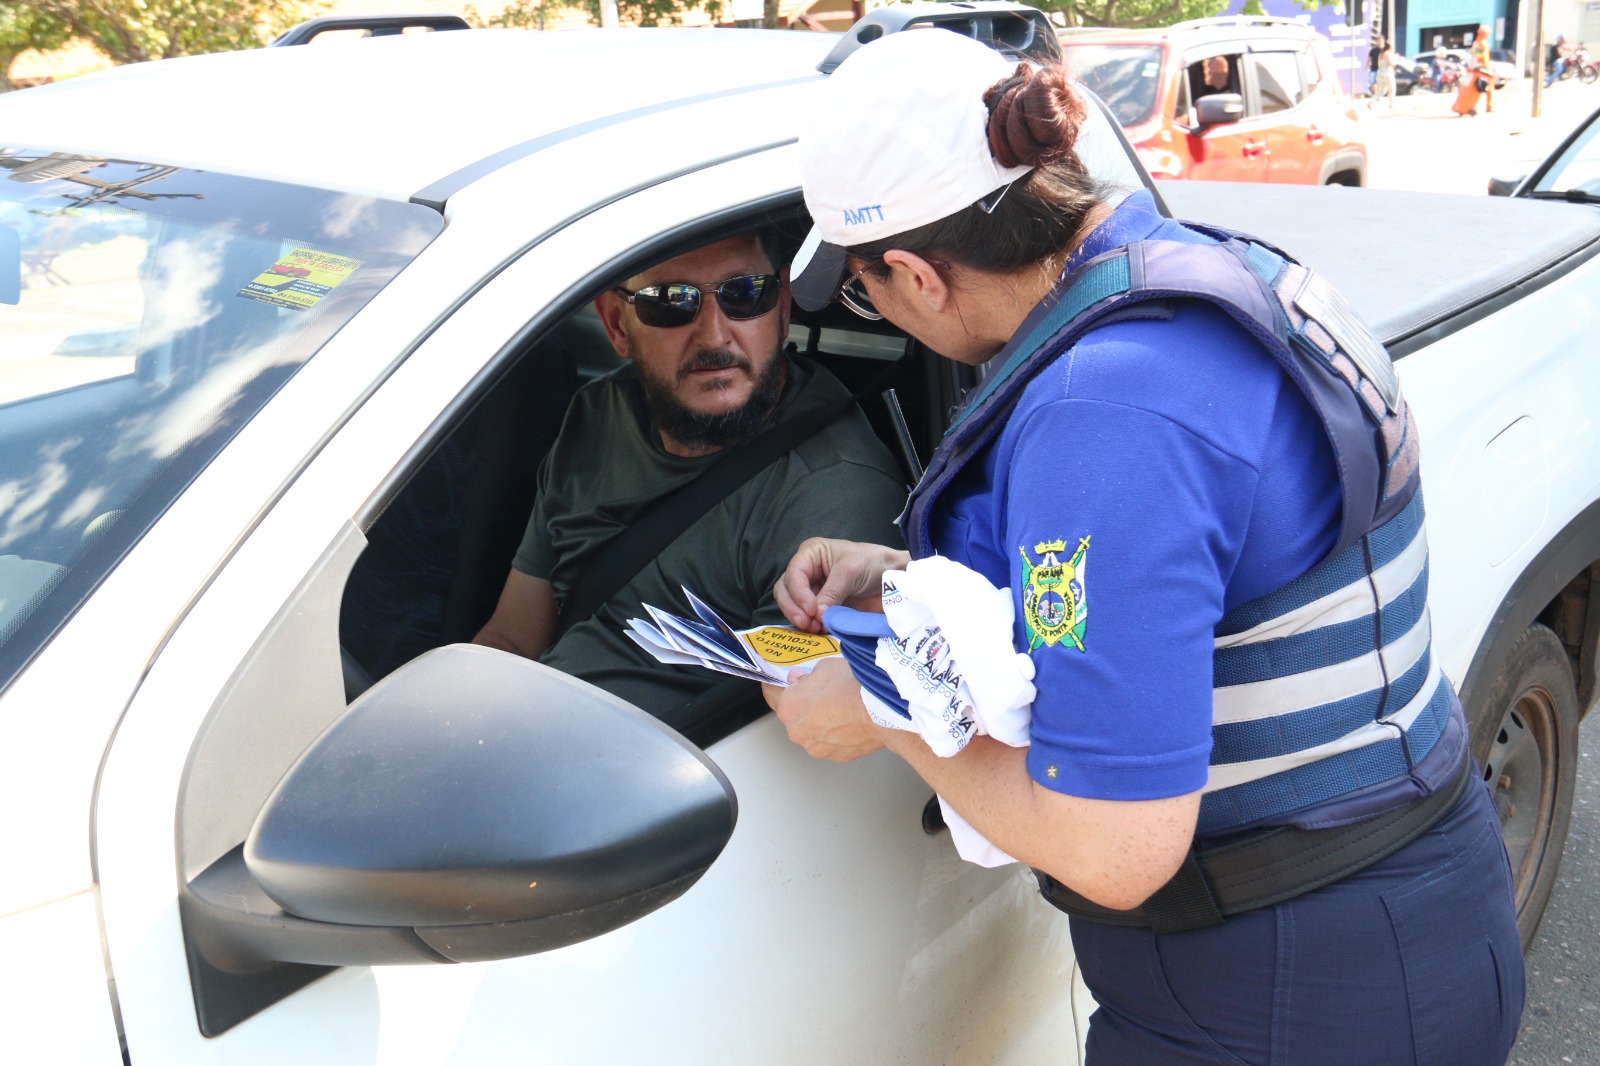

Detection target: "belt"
[1036, 751, 1474, 935]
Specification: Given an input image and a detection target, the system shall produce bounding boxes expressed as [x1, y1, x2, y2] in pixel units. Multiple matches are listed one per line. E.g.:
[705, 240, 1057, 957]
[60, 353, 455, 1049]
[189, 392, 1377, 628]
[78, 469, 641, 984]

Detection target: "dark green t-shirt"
[514, 354, 906, 728]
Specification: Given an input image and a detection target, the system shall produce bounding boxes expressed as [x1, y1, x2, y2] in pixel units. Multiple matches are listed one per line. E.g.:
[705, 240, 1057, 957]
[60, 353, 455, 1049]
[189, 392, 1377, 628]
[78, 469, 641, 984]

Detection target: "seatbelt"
[553, 347, 916, 638]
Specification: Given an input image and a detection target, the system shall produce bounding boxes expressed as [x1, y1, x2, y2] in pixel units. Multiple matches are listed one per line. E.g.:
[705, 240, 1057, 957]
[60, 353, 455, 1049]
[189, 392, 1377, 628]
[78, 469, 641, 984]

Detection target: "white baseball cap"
[791, 29, 1036, 312]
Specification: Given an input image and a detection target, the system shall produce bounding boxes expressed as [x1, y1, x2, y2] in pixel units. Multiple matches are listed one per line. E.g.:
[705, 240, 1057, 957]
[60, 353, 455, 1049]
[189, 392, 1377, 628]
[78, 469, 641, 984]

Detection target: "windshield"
[0, 149, 442, 690]
[1532, 116, 1600, 198]
[1060, 44, 1165, 128]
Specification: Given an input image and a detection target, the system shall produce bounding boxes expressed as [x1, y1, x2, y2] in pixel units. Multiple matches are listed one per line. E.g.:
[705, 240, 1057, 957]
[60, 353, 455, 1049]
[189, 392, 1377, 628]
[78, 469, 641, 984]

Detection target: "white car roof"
[0, 29, 834, 202]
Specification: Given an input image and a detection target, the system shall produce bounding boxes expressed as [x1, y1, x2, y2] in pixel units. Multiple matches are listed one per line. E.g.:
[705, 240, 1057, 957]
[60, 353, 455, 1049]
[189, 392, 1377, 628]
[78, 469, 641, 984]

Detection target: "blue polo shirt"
[928, 192, 1343, 802]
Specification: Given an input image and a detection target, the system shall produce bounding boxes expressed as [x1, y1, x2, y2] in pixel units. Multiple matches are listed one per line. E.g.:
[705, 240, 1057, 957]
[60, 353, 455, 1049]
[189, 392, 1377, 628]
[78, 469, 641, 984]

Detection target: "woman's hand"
[763, 658, 885, 762]
[773, 538, 911, 632]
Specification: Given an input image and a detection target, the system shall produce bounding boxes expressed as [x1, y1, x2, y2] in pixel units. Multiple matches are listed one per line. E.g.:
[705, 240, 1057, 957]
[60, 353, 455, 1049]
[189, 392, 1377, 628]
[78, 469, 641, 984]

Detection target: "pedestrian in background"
[1367, 33, 1384, 96]
[1452, 28, 1494, 115]
[1369, 36, 1396, 109]
[1545, 34, 1569, 88]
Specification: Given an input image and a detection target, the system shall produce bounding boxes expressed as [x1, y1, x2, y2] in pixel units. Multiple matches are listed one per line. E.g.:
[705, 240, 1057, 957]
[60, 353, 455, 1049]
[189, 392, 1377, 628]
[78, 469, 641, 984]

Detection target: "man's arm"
[473, 569, 558, 660]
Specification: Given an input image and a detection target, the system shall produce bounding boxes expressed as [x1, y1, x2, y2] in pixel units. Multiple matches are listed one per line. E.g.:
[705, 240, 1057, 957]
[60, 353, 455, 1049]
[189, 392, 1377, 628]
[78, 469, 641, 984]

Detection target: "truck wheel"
[1470, 623, 1580, 951]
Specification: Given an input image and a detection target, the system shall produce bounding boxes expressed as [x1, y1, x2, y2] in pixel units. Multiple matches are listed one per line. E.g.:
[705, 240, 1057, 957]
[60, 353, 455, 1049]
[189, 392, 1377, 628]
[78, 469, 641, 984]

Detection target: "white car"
[2, 9, 1599, 1065]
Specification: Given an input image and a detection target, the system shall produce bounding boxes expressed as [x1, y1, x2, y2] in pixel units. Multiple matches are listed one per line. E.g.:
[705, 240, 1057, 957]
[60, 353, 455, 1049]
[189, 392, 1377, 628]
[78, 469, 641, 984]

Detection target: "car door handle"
[1306, 128, 1324, 144]
[1243, 140, 1267, 158]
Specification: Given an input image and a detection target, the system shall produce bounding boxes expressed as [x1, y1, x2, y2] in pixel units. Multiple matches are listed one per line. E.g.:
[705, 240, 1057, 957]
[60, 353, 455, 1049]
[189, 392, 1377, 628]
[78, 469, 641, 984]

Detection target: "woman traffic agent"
[767, 29, 1523, 1065]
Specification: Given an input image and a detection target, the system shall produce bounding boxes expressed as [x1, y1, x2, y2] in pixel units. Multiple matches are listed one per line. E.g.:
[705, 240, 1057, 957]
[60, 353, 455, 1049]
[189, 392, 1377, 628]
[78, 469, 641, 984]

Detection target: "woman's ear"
[881, 250, 952, 313]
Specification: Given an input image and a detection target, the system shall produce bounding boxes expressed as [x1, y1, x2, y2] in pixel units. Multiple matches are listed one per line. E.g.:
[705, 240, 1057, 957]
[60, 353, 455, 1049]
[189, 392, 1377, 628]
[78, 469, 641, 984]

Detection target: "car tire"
[1469, 623, 1580, 952]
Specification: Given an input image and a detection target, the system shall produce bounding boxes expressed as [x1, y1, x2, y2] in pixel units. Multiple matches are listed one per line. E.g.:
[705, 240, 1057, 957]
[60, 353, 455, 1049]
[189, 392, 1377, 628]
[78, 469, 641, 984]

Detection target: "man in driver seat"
[474, 229, 906, 729]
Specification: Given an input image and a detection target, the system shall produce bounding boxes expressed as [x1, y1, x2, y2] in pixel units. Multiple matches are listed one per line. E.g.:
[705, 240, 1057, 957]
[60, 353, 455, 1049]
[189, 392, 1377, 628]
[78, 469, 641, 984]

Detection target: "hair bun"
[982, 62, 1086, 169]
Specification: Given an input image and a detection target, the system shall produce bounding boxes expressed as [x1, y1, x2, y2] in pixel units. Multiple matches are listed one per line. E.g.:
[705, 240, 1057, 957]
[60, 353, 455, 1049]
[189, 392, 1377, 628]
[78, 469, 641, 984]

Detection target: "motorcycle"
[1555, 48, 1598, 84]
[1419, 57, 1462, 93]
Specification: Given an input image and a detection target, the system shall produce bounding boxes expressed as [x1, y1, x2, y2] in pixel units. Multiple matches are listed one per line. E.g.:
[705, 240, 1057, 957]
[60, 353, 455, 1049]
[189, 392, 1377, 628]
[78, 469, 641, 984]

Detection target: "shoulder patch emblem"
[1019, 536, 1090, 652]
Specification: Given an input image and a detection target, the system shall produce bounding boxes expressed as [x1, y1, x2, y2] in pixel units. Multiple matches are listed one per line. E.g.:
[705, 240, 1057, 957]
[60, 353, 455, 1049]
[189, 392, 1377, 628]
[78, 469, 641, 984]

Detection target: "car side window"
[339, 210, 937, 748]
[1188, 54, 1241, 102]
[1298, 45, 1323, 95]
[1250, 51, 1304, 113]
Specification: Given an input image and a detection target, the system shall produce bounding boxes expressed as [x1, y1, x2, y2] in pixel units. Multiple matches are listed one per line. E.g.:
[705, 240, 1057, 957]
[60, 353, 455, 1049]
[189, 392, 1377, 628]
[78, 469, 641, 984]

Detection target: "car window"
[1533, 115, 1600, 196]
[1175, 72, 1195, 127]
[0, 149, 442, 692]
[1060, 44, 1165, 127]
[1249, 51, 1304, 113]
[338, 208, 937, 747]
[1298, 46, 1323, 94]
[1186, 53, 1241, 107]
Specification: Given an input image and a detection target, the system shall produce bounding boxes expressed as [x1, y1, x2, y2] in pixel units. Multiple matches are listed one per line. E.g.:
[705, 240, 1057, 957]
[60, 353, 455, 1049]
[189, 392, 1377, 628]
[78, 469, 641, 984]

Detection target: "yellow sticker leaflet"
[743, 626, 841, 667]
[623, 587, 842, 686]
[239, 246, 363, 311]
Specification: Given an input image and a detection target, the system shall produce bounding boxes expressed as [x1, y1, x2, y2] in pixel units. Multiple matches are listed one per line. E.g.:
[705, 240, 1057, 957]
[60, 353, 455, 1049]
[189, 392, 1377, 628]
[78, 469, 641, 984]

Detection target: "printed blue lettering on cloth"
[823, 556, 1036, 867]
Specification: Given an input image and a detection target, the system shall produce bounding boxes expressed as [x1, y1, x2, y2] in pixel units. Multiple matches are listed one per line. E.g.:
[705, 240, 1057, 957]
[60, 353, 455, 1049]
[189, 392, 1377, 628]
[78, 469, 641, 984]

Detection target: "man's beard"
[633, 342, 788, 453]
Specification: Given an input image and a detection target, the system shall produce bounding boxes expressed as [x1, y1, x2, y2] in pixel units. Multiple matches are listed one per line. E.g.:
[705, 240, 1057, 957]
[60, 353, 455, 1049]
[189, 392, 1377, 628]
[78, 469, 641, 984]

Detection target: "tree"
[1020, 0, 1228, 30]
[483, 0, 724, 29]
[1020, 0, 1334, 30]
[0, 4, 72, 92]
[4, 0, 324, 70]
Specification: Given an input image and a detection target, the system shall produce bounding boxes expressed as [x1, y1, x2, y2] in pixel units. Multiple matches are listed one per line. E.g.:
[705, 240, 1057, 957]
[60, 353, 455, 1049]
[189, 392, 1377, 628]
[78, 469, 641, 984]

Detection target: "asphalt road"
[1510, 711, 1600, 1064]
[1353, 82, 1600, 1063]
[1357, 77, 1598, 196]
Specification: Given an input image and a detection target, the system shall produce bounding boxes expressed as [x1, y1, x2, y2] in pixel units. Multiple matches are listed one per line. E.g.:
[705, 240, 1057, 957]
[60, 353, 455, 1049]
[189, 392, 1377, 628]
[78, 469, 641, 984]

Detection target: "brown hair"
[848, 61, 1104, 277]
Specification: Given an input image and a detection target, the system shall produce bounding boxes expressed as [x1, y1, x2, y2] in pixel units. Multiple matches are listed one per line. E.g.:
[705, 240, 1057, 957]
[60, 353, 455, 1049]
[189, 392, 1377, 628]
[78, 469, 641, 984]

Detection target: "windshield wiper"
[1523, 189, 1600, 205]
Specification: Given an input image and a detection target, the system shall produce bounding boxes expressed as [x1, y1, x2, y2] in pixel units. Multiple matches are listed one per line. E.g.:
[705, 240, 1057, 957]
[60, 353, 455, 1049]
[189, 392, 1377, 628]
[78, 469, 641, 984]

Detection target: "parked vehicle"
[1058, 15, 1366, 184]
[1577, 48, 1600, 85]
[1488, 48, 1523, 87]
[1413, 47, 1519, 89]
[2, 8, 1599, 1064]
[1393, 55, 1431, 94]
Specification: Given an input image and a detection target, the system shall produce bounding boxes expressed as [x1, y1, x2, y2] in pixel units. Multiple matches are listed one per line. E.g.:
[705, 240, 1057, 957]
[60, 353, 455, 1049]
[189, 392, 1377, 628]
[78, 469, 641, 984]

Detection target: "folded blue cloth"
[823, 606, 911, 719]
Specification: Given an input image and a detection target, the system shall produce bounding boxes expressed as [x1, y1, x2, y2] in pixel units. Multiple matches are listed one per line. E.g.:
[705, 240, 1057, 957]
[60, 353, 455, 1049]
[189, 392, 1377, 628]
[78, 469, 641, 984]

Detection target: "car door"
[1182, 48, 1269, 182]
[93, 145, 1086, 1065]
[1246, 48, 1316, 184]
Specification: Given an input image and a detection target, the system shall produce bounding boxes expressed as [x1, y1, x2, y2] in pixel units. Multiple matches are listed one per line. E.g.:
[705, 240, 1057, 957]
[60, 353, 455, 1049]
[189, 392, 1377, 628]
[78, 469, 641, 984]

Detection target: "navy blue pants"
[1071, 777, 1524, 1065]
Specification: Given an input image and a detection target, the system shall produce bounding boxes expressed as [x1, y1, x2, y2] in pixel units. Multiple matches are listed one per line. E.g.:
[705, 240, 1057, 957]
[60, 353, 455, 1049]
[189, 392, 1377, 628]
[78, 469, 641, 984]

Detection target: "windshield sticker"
[1142, 62, 1159, 76]
[238, 246, 362, 311]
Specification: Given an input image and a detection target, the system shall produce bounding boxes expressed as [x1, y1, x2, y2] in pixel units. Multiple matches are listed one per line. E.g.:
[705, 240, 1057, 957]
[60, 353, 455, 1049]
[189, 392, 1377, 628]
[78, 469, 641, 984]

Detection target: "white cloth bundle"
[860, 556, 1036, 867]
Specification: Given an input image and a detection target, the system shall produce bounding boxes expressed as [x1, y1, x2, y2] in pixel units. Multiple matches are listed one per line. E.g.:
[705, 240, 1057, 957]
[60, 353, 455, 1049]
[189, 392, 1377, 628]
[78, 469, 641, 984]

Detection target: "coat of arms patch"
[1018, 536, 1090, 651]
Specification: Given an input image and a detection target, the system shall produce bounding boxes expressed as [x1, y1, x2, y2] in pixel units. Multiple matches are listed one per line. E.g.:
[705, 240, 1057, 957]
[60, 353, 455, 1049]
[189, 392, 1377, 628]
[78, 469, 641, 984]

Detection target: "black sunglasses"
[614, 273, 781, 329]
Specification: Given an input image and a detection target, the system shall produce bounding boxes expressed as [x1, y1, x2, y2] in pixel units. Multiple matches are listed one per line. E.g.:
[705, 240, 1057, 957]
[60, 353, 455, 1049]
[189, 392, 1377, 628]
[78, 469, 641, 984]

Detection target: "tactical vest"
[904, 227, 1464, 836]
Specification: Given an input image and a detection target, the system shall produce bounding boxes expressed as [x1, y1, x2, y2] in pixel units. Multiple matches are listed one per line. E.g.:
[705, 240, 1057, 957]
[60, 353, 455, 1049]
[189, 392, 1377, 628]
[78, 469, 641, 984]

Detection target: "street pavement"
[1358, 78, 1598, 196]
[1351, 84, 1600, 1063]
[1512, 712, 1600, 1064]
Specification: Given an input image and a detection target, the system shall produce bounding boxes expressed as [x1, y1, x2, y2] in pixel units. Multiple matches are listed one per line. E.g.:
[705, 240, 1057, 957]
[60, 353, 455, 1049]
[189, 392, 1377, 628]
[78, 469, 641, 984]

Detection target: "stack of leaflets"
[626, 587, 841, 686]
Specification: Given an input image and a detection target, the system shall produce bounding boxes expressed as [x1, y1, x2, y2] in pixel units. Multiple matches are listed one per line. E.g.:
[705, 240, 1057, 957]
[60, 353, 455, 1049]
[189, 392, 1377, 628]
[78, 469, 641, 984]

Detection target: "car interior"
[337, 201, 965, 749]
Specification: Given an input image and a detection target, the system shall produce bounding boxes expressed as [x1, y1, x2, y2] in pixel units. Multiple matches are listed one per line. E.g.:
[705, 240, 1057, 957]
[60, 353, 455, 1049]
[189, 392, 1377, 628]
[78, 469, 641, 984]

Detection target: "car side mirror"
[180, 645, 737, 1036]
[1487, 173, 1525, 196]
[1195, 93, 1245, 127]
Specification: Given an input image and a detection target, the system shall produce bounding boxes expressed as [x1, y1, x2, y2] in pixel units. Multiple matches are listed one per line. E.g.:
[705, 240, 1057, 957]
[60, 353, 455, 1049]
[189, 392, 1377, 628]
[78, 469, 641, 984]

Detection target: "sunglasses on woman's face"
[613, 273, 782, 329]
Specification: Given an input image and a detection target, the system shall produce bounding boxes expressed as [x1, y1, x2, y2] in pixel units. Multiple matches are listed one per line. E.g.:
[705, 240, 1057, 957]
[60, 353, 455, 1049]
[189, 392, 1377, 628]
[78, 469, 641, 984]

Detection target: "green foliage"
[482, 0, 724, 29]
[1019, 0, 1229, 30]
[1020, 0, 1337, 29]
[0, 2, 72, 90]
[2, 0, 325, 70]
